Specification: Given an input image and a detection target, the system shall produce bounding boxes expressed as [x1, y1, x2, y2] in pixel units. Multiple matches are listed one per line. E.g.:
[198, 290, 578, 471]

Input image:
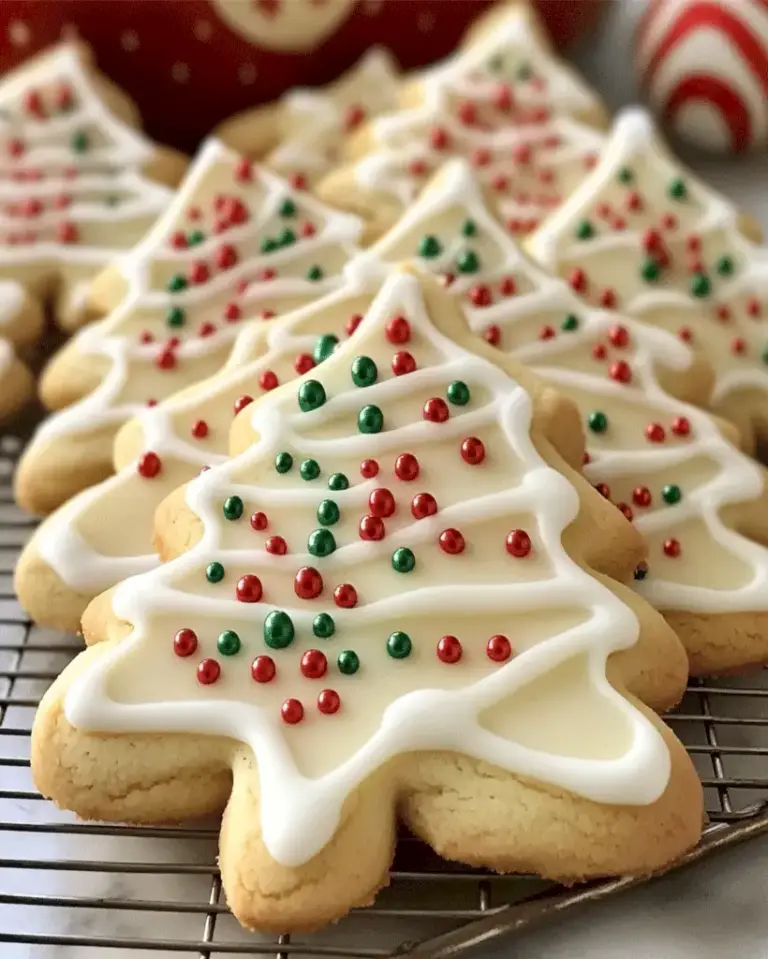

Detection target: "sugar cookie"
[13, 139, 362, 515]
[0, 44, 186, 350]
[316, 1, 608, 241]
[33, 268, 701, 932]
[528, 107, 768, 449]
[0, 338, 34, 424]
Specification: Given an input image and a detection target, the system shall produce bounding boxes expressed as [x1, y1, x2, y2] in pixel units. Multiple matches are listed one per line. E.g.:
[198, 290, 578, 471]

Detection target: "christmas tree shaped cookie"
[528, 107, 768, 450]
[216, 47, 401, 187]
[16, 159, 559, 633]
[317, 1, 607, 241]
[33, 269, 701, 932]
[0, 338, 34, 424]
[13, 138, 362, 515]
[0, 44, 186, 353]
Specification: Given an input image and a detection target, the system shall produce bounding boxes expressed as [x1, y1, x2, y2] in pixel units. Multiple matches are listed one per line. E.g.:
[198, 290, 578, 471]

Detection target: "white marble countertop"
[4, 3, 768, 958]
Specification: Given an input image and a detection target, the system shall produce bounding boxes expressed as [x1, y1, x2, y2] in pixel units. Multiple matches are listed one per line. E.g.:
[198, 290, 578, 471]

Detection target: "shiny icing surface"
[346, 3, 605, 236]
[65, 270, 670, 867]
[529, 108, 768, 408]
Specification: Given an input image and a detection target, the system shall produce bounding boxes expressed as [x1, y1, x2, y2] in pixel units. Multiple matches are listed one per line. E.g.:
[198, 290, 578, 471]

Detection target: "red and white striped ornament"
[635, 0, 768, 154]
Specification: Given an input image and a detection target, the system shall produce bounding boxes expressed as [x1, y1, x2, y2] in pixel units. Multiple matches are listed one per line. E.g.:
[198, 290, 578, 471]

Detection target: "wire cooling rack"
[2, 430, 768, 959]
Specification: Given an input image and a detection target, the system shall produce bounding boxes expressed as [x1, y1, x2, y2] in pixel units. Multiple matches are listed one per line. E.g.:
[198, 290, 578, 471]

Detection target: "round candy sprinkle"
[359, 514, 385, 540]
[334, 583, 358, 608]
[281, 698, 304, 724]
[663, 484, 682, 505]
[672, 416, 691, 436]
[313, 334, 339, 365]
[394, 453, 419, 481]
[645, 422, 666, 443]
[447, 381, 470, 406]
[217, 630, 241, 656]
[167, 306, 185, 327]
[259, 370, 278, 391]
[338, 650, 360, 674]
[223, 495, 244, 521]
[173, 628, 198, 657]
[588, 411, 608, 434]
[250, 511, 268, 531]
[634, 563, 649, 581]
[351, 355, 378, 387]
[265, 536, 287, 555]
[486, 634, 512, 662]
[307, 265, 324, 282]
[317, 689, 341, 714]
[663, 538, 681, 557]
[308, 528, 336, 557]
[191, 419, 208, 439]
[197, 659, 221, 685]
[457, 250, 480, 273]
[138, 452, 162, 478]
[506, 529, 532, 557]
[561, 314, 579, 332]
[419, 234, 442, 258]
[392, 547, 416, 573]
[300, 458, 320, 481]
[369, 488, 395, 517]
[264, 611, 295, 649]
[206, 561, 225, 583]
[295, 353, 314, 375]
[298, 380, 326, 412]
[251, 656, 276, 683]
[301, 649, 328, 680]
[317, 499, 340, 526]
[411, 492, 437, 519]
[439, 528, 465, 554]
[461, 436, 485, 465]
[385, 314, 410, 344]
[633, 486, 652, 507]
[358, 404, 384, 434]
[437, 635, 462, 663]
[236, 574, 263, 603]
[313, 612, 335, 639]
[387, 631, 412, 659]
[361, 458, 379, 479]
[234, 394, 253, 415]
[392, 352, 416, 376]
[275, 451, 293, 473]
[423, 397, 449, 423]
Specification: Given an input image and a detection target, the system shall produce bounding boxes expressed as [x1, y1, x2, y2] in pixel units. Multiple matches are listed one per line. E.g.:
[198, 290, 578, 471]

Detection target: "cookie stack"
[8, 0, 768, 936]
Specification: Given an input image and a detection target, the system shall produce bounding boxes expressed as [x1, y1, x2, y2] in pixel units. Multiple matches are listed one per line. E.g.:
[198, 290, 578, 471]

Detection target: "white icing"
[64, 271, 670, 867]
[528, 107, 768, 406]
[0, 279, 25, 324]
[27, 138, 362, 448]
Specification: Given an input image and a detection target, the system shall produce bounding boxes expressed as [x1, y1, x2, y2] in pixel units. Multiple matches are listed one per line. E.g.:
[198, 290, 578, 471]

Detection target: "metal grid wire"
[2, 431, 768, 959]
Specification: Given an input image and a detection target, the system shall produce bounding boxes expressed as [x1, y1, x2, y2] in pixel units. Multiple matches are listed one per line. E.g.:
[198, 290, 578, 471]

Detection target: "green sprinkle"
[278, 227, 296, 247]
[167, 274, 187, 293]
[351, 355, 378, 388]
[187, 229, 205, 246]
[260, 236, 278, 253]
[418, 234, 442, 258]
[264, 610, 295, 649]
[222, 495, 244, 521]
[71, 130, 89, 153]
[308, 528, 336, 557]
[313, 333, 339, 365]
[716, 255, 734, 276]
[206, 561, 225, 584]
[217, 630, 241, 656]
[313, 612, 335, 639]
[618, 166, 634, 184]
[641, 257, 661, 283]
[358, 404, 383, 434]
[167, 306, 185, 327]
[387, 631, 412, 659]
[392, 547, 415, 573]
[105, 195, 120, 207]
[588, 411, 608, 434]
[328, 472, 349, 491]
[576, 219, 594, 240]
[461, 218, 477, 237]
[561, 313, 579, 332]
[275, 451, 294, 474]
[447, 380, 470, 406]
[691, 272, 711, 298]
[317, 499, 340, 526]
[300, 458, 320, 481]
[337, 649, 360, 674]
[662, 484, 682, 505]
[298, 379, 326, 412]
[307, 265, 324, 281]
[517, 63, 532, 81]
[456, 249, 480, 274]
[279, 198, 297, 217]
[668, 177, 687, 200]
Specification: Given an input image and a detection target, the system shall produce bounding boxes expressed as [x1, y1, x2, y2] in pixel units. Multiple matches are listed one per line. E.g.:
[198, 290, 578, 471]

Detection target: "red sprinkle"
[437, 635, 462, 664]
[250, 511, 268, 531]
[506, 529, 532, 558]
[197, 659, 221, 685]
[138, 452, 161, 478]
[317, 689, 341, 715]
[281, 698, 304, 724]
[265, 536, 287, 555]
[486, 634, 512, 662]
[173, 628, 198, 657]
[334, 584, 358, 608]
[251, 656, 276, 683]
[439, 528, 465, 554]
